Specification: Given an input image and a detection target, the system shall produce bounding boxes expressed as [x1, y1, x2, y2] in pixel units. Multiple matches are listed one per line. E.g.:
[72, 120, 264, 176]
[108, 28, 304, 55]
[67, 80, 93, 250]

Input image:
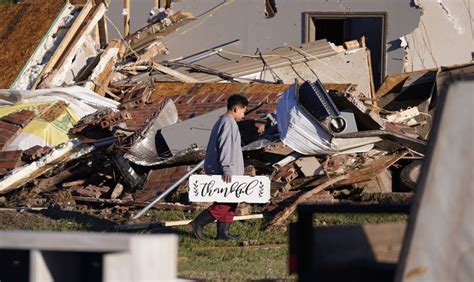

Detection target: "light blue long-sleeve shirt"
[204, 115, 244, 176]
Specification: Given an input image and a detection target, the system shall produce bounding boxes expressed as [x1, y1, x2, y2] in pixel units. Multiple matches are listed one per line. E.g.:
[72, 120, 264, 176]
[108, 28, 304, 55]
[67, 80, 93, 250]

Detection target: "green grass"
[314, 213, 408, 226]
[147, 209, 294, 280]
[0, 208, 408, 280]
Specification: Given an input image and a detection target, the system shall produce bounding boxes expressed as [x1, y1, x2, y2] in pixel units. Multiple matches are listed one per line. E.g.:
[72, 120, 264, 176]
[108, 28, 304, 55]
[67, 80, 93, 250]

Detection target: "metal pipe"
[132, 160, 205, 219]
[176, 39, 240, 63]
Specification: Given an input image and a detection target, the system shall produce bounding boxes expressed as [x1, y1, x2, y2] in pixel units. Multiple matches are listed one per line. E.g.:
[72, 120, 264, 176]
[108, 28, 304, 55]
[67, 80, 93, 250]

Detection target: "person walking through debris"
[189, 94, 249, 240]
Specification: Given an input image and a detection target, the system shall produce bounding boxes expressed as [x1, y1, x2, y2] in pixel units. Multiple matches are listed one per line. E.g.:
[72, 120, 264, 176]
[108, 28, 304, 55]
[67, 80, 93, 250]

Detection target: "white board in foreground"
[188, 175, 270, 203]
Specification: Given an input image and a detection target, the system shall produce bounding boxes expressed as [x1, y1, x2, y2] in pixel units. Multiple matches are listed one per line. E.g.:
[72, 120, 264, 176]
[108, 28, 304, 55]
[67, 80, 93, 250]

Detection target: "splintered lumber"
[163, 214, 264, 227]
[124, 0, 130, 36]
[266, 151, 407, 230]
[84, 44, 119, 92]
[152, 63, 199, 83]
[41, 3, 107, 87]
[93, 40, 125, 96]
[110, 183, 124, 200]
[98, 16, 108, 47]
[0, 141, 84, 194]
[32, 164, 92, 194]
[33, 0, 94, 89]
[115, 214, 264, 231]
[266, 175, 348, 231]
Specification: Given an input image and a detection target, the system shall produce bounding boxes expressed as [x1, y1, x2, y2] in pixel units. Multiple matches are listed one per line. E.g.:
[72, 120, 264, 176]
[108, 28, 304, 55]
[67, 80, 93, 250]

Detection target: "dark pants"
[208, 202, 238, 223]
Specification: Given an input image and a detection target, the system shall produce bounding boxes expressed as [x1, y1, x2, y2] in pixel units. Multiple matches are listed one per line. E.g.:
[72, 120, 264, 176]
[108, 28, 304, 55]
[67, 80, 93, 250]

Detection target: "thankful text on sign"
[188, 175, 271, 203]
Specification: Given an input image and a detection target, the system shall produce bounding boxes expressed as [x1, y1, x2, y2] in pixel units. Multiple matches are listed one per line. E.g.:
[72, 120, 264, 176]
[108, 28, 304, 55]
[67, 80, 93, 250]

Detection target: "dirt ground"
[0, 0, 66, 88]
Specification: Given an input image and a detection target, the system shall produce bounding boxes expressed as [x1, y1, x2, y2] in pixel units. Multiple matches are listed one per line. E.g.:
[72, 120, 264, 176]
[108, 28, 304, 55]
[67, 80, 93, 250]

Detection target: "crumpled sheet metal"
[124, 99, 178, 165]
[276, 82, 379, 155]
[128, 147, 205, 167]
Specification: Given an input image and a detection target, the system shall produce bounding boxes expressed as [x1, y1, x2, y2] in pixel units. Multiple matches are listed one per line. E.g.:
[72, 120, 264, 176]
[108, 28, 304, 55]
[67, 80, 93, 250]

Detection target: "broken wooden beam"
[266, 174, 348, 231]
[162, 214, 264, 227]
[152, 63, 199, 83]
[0, 141, 86, 194]
[41, 2, 107, 87]
[33, 0, 95, 89]
[115, 214, 263, 231]
[266, 151, 407, 230]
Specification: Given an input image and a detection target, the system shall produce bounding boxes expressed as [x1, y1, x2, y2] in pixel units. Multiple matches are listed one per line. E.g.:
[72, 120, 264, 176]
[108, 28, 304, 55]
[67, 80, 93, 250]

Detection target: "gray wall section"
[105, 0, 421, 75]
[164, 0, 421, 75]
[403, 0, 473, 72]
[106, 0, 157, 39]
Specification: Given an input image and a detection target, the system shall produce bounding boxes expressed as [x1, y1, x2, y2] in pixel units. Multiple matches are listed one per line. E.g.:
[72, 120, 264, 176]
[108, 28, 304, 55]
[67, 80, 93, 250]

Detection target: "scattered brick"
[22, 145, 52, 162]
[0, 150, 23, 170]
[2, 110, 35, 128]
[135, 165, 191, 202]
[100, 110, 132, 128]
[120, 192, 134, 202]
[71, 185, 110, 199]
[272, 165, 298, 183]
[0, 121, 22, 150]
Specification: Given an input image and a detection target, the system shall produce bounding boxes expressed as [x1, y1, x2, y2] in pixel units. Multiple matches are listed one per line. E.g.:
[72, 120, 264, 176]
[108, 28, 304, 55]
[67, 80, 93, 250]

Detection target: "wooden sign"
[188, 175, 271, 203]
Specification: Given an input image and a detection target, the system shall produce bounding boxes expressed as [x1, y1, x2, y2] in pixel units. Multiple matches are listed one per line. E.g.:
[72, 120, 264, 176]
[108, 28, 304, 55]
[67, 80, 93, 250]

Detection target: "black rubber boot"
[189, 210, 215, 241]
[216, 222, 238, 240]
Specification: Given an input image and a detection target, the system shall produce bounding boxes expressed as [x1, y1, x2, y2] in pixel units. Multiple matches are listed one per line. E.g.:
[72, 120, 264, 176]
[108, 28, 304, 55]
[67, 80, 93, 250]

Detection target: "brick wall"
[125, 83, 289, 130]
[134, 165, 192, 202]
[0, 110, 36, 151]
[0, 150, 23, 171]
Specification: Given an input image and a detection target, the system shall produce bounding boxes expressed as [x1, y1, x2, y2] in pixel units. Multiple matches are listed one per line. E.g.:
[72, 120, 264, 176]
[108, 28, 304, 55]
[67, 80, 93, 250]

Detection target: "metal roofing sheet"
[153, 39, 338, 82]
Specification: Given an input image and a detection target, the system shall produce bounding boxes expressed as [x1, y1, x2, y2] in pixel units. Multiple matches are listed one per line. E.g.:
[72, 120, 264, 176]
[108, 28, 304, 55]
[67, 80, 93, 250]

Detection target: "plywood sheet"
[0, 0, 66, 88]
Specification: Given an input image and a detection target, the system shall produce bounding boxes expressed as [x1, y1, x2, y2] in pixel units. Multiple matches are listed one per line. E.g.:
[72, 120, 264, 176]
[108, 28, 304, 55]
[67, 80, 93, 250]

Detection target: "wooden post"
[124, 0, 130, 36]
[154, 0, 160, 9]
[164, 0, 170, 9]
[98, 16, 109, 48]
[93, 24, 100, 46]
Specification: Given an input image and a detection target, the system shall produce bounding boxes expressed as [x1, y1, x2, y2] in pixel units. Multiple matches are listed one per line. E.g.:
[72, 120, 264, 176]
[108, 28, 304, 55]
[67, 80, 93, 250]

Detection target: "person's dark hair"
[227, 94, 249, 110]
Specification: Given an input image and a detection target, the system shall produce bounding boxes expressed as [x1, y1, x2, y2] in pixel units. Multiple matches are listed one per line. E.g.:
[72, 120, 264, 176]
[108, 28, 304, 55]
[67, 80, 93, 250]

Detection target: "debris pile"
[0, 0, 471, 227]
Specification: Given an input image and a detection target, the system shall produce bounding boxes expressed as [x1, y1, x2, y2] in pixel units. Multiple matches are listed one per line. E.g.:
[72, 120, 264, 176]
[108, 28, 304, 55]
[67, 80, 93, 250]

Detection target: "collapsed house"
[0, 0, 472, 227]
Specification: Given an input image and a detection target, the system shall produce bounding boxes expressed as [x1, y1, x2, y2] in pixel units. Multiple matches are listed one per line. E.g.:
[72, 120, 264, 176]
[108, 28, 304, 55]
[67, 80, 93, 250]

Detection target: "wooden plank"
[153, 63, 199, 83]
[0, 143, 83, 194]
[98, 16, 108, 47]
[266, 175, 348, 231]
[375, 68, 436, 99]
[93, 24, 100, 46]
[162, 214, 264, 227]
[266, 152, 407, 230]
[84, 45, 118, 92]
[124, 0, 130, 36]
[93, 40, 122, 96]
[33, 0, 94, 89]
[366, 48, 376, 103]
[42, 3, 107, 87]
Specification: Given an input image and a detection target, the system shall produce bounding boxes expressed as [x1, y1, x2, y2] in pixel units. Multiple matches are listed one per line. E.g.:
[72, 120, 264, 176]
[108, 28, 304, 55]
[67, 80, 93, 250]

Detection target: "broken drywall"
[55, 35, 100, 87]
[403, 0, 473, 71]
